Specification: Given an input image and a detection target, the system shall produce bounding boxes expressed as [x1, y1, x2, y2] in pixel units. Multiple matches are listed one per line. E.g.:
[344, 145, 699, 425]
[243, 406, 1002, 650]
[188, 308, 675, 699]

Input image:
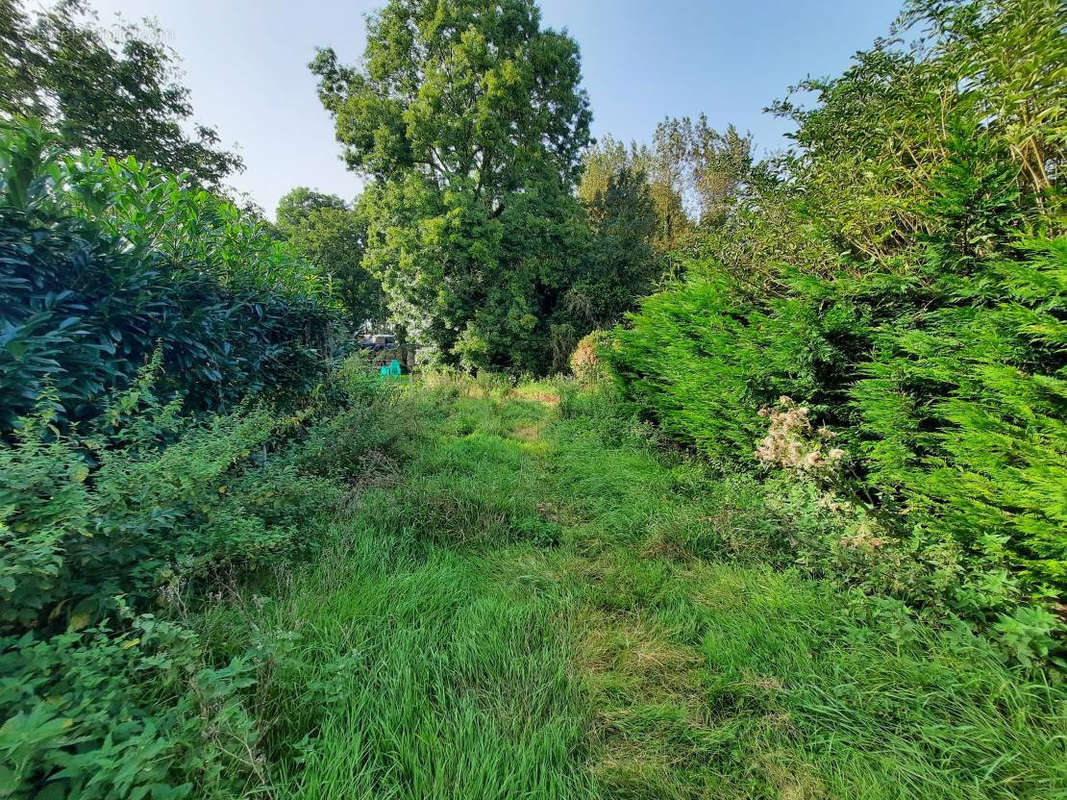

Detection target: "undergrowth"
[184, 374, 1067, 799]
[0, 355, 413, 798]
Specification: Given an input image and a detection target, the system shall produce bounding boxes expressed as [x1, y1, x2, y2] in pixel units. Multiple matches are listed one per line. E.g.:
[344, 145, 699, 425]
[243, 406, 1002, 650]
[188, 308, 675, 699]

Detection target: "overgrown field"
[4, 342, 1065, 796]
[187, 375, 1064, 799]
[4, 0, 1067, 796]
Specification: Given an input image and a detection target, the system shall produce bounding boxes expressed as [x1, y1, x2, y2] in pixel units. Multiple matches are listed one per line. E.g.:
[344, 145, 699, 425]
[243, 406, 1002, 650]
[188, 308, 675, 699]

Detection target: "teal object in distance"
[380, 358, 402, 379]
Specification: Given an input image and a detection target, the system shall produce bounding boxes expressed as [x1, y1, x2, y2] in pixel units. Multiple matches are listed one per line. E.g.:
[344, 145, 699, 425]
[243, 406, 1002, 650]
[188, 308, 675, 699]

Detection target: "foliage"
[312, 0, 594, 372]
[608, 0, 1067, 631]
[5, 0, 1067, 794]
[0, 355, 410, 798]
[767, 0, 1065, 263]
[0, 397, 273, 796]
[0, 122, 334, 430]
[275, 187, 386, 328]
[3, 377, 290, 634]
[60, 147, 326, 299]
[609, 272, 844, 464]
[850, 130, 1067, 611]
[570, 166, 662, 329]
[0, 0, 241, 187]
[569, 330, 611, 385]
[0, 618, 260, 800]
[275, 186, 348, 228]
[648, 114, 756, 226]
[194, 375, 1067, 798]
[578, 134, 690, 260]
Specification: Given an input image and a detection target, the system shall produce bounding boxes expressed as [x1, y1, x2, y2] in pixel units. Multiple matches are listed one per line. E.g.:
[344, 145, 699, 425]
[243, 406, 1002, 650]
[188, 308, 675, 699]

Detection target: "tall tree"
[571, 165, 661, 328]
[0, 0, 241, 187]
[276, 186, 348, 230]
[651, 114, 754, 226]
[275, 187, 386, 328]
[312, 0, 592, 372]
[579, 134, 690, 260]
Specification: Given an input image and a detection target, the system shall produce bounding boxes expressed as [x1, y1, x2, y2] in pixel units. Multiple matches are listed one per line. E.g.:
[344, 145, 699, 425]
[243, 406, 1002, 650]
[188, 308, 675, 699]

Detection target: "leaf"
[67, 598, 97, 632]
[0, 765, 17, 797]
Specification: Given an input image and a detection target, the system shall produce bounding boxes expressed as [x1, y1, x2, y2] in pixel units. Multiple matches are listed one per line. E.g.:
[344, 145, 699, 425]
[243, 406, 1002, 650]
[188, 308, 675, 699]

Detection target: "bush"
[609, 272, 854, 465]
[0, 356, 405, 797]
[0, 375, 321, 635]
[0, 617, 261, 800]
[607, 0, 1067, 644]
[568, 329, 611, 384]
[0, 122, 400, 799]
[0, 122, 337, 432]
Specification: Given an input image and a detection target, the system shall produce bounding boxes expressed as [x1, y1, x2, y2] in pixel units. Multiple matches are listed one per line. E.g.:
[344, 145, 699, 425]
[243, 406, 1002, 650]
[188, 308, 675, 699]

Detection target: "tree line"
[0, 0, 766, 377]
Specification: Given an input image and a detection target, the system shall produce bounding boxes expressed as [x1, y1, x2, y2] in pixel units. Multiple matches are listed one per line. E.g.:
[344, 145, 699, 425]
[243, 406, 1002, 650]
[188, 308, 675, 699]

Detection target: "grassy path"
[201, 378, 1066, 799]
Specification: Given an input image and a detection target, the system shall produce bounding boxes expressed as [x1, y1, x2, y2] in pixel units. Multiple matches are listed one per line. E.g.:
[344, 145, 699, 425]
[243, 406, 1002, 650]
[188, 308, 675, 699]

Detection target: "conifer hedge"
[609, 0, 1067, 618]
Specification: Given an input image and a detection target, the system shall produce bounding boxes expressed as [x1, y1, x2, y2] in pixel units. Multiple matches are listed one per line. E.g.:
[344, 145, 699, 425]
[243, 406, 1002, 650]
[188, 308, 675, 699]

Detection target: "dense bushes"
[0, 118, 367, 796]
[0, 123, 336, 432]
[0, 355, 411, 798]
[608, 0, 1067, 634]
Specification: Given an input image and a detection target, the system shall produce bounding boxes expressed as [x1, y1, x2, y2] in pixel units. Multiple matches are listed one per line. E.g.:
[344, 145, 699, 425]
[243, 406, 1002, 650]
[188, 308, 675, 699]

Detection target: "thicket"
[0, 112, 360, 795]
[1, 354, 408, 798]
[607, 0, 1067, 651]
[1, 123, 335, 432]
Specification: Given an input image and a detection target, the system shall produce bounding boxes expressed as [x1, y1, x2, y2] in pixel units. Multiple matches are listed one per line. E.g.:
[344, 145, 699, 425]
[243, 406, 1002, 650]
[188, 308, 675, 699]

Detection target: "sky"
[88, 0, 904, 217]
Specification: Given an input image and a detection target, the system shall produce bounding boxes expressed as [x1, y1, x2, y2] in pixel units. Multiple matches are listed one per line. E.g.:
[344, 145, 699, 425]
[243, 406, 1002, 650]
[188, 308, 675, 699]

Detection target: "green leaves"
[608, 0, 1067, 649]
[0, 125, 336, 431]
[0, 0, 241, 188]
[313, 0, 593, 372]
[0, 619, 256, 800]
[276, 188, 386, 327]
[0, 349, 406, 797]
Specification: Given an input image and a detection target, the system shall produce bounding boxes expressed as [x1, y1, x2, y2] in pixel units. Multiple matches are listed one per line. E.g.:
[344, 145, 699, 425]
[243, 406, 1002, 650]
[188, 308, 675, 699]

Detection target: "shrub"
[850, 132, 1066, 609]
[0, 357, 401, 797]
[0, 122, 336, 432]
[0, 391, 90, 631]
[609, 273, 853, 465]
[569, 329, 611, 384]
[0, 379, 318, 634]
[607, 0, 1067, 644]
[0, 617, 261, 800]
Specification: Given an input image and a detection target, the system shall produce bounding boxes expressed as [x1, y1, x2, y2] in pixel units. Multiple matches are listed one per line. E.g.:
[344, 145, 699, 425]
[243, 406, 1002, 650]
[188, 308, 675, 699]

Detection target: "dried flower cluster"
[837, 527, 889, 551]
[755, 396, 845, 479]
[570, 330, 608, 384]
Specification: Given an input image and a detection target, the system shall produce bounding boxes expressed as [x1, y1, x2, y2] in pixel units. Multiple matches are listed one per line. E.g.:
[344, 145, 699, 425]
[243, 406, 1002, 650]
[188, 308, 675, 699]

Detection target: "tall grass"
[192, 375, 1066, 799]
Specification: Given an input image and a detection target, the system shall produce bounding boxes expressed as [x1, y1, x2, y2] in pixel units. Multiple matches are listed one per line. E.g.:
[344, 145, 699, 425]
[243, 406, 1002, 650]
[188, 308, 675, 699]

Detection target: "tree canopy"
[275, 186, 348, 231]
[570, 164, 661, 329]
[275, 187, 386, 328]
[312, 0, 593, 371]
[0, 0, 242, 187]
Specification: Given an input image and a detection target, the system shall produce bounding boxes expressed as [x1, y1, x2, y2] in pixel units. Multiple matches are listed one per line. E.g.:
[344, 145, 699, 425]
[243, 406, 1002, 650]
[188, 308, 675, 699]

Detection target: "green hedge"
[609, 0, 1067, 624]
[0, 123, 337, 432]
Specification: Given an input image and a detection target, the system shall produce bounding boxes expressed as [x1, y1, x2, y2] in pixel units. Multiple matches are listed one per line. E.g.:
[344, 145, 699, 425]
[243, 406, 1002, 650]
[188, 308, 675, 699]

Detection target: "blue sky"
[90, 0, 903, 216]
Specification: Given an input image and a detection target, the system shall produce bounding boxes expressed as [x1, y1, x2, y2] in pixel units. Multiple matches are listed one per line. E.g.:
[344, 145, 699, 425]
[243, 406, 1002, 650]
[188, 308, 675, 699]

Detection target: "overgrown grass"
[196, 378, 592, 798]
[549, 383, 1067, 799]
[196, 375, 1067, 799]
